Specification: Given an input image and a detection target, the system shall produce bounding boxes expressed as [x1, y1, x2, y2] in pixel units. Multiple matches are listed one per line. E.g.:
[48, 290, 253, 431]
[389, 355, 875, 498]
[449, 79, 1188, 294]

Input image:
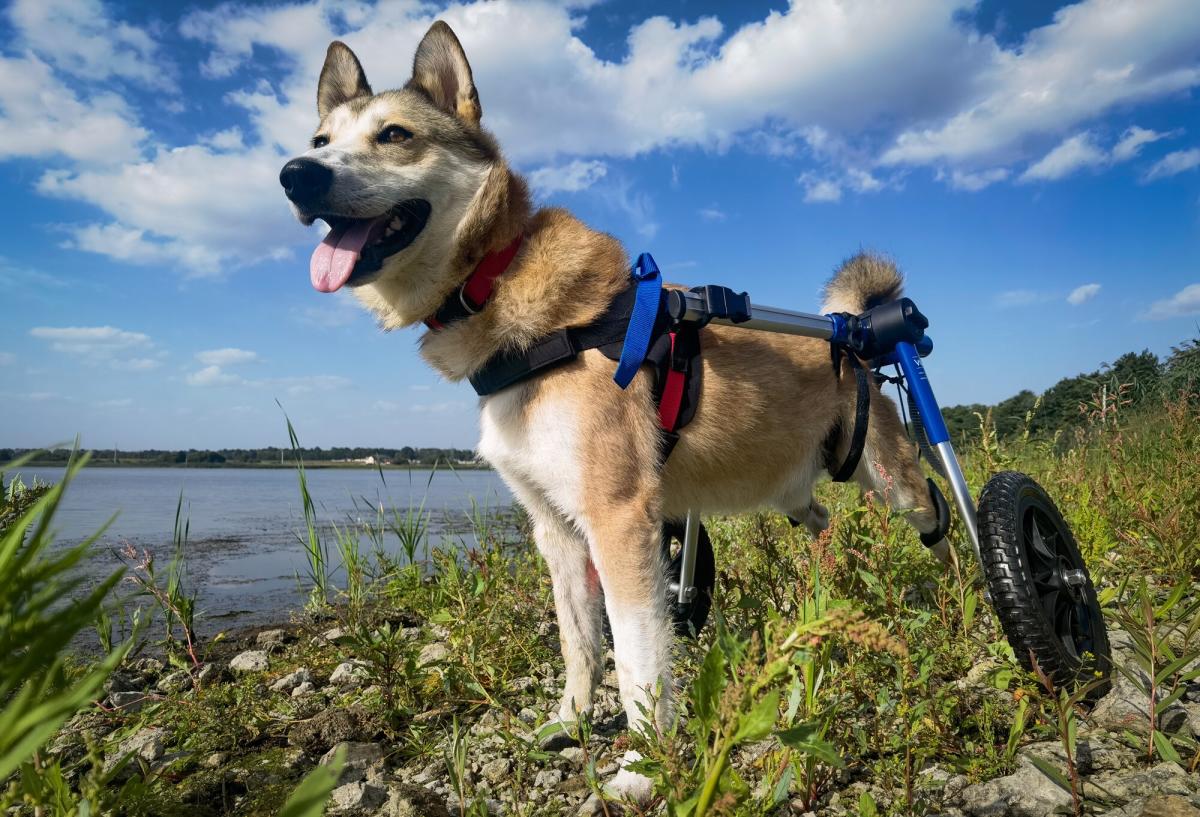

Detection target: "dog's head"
[281, 22, 514, 327]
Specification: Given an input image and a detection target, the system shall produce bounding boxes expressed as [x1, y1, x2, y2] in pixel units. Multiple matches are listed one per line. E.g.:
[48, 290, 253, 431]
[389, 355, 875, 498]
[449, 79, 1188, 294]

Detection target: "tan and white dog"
[280, 21, 948, 803]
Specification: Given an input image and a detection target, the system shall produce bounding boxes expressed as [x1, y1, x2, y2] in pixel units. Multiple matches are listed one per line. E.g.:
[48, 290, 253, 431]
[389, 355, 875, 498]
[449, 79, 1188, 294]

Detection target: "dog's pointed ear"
[318, 41, 372, 118]
[407, 21, 481, 128]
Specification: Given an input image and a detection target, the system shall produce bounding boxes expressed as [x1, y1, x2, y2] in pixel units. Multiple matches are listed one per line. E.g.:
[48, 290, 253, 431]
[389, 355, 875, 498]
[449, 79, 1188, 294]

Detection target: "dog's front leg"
[528, 504, 605, 726]
[588, 506, 673, 803]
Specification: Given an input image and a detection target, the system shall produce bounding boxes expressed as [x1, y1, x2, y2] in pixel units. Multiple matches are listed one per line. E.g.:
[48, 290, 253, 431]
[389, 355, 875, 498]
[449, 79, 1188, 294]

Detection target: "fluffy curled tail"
[821, 252, 904, 315]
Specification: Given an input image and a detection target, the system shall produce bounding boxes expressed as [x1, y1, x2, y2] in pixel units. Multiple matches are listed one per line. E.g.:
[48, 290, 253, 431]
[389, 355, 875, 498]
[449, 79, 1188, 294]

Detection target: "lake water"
[15, 466, 513, 633]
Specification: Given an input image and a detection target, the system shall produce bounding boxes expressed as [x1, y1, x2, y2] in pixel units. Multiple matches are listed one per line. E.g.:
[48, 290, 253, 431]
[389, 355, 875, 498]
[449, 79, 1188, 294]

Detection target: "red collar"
[424, 234, 523, 331]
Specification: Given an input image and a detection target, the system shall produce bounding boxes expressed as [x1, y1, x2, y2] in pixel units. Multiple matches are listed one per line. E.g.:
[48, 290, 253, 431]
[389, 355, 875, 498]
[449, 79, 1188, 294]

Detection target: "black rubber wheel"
[977, 471, 1111, 698]
[662, 520, 715, 639]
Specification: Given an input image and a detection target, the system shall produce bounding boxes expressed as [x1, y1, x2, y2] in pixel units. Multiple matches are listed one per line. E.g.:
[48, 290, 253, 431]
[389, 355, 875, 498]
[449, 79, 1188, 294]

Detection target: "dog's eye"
[311, 135, 329, 149]
[378, 125, 413, 144]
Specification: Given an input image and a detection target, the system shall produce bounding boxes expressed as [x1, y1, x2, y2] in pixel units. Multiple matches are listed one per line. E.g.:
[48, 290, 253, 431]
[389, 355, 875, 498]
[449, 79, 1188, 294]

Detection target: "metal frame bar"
[672, 297, 983, 588]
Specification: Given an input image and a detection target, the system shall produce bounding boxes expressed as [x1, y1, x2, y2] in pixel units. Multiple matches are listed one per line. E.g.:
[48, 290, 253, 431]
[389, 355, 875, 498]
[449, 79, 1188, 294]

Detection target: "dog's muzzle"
[280, 159, 333, 209]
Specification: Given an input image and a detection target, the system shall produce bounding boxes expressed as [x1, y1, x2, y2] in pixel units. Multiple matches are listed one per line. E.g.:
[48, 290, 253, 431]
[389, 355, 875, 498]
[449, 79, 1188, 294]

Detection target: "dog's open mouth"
[310, 199, 431, 293]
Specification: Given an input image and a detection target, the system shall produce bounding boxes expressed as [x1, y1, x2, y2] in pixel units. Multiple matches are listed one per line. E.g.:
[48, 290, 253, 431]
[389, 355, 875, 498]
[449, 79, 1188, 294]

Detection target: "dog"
[280, 21, 950, 804]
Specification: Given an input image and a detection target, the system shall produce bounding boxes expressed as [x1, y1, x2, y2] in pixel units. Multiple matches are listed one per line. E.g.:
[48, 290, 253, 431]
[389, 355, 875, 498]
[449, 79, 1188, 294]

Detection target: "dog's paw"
[602, 750, 654, 804]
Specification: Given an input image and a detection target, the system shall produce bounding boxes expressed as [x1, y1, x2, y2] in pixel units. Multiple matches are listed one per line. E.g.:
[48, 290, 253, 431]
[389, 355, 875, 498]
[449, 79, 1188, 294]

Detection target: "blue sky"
[1, 0, 1198, 450]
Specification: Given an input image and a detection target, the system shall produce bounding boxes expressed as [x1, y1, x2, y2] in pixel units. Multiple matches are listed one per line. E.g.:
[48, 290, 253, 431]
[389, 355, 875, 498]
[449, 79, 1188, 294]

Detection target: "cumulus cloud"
[1111, 126, 1171, 161]
[29, 325, 161, 370]
[186, 365, 242, 387]
[698, 205, 726, 222]
[882, 0, 1200, 167]
[1144, 283, 1200, 320]
[1145, 148, 1200, 181]
[1067, 283, 1101, 305]
[196, 348, 259, 366]
[2, 0, 1199, 273]
[0, 54, 148, 164]
[8, 0, 175, 90]
[943, 167, 1009, 192]
[528, 159, 609, 195]
[1020, 133, 1108, 182]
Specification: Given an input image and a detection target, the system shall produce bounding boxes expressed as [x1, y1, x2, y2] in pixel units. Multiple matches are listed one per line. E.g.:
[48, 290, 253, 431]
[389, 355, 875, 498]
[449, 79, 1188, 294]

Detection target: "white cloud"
[1144, 283, 1200, 320]
[30, 325, 150, 355]
[410, 401, 470, 414]
[8, 0, 174, 90]
[196, 348, 258, 366]
[1020, 132, 1108, 182]
[29, 324, 162, 371]
[1145, 148, 1200, 181]
[1111, 126, 1170, 161]
[3, 0, 1198, 275]
[0, 54, 148, 164]
[37, 144, 301, 276]
[883, 0, 1200, 168]
[698, 205, 726, 222]
[0, 352, 14, 365]
[944, 167, 1009, 192]
[186, 365, 241, 387]
[1067, 283, 1101, 305]
[528, 160, 608, 195]
[799, 175, 842, 203]
[96, 398, 134, 408]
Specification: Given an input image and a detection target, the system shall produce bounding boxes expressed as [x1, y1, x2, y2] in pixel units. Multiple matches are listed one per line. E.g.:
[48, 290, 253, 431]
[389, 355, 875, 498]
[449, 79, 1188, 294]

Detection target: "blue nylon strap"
[613, 253, 662, 389]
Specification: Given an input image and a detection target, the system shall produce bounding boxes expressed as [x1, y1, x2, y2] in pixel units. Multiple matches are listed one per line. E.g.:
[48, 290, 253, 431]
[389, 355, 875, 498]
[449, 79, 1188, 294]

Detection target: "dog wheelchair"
[661, 282, 1112, 694]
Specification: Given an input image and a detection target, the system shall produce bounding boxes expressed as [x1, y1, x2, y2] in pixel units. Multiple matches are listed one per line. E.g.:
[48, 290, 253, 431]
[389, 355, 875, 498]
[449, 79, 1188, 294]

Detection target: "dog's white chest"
[478, 387, 583, 518]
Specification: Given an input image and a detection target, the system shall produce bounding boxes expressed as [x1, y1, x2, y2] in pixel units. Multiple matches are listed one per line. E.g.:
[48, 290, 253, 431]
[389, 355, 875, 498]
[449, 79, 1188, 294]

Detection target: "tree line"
[940, 335, 1199, 443]
[0, 446, 478, 467]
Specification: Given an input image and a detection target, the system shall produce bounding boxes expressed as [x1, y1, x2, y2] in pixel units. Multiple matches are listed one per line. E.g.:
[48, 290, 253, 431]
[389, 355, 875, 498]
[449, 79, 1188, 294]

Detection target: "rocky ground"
[49, 608, 1200, 817]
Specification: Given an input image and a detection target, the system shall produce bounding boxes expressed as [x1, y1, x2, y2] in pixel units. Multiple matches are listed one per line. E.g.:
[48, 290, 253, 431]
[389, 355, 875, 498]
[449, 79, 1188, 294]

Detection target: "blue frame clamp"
[613, 253, 663, 389]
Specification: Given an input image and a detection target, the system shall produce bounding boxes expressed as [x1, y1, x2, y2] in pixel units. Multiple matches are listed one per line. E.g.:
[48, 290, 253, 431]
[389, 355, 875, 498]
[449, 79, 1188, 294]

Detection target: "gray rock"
[418, 642, 450, 666]
[202, 752, 227, 769]
[321, 741, 384, 784]
[108, 690, 148, 712]
[379, 783, 452, 817]
[196, 662, 228, 686]
[104, 671, 141, 694]
[559, 746, 586, 765]
[105, 727, 166, 773]
[510, 676, 535, 692]
[534, 769, 563, 789]
[256, 628, 289, 647]
[327, 781, 387, 815]
[1092, 762, 1197, 801]
[270, 667, 313, 693]
[330, 661, 370, 688]
[319, 627, 355, 645]
[131, 657, 164, 678]
[518, 708, 540, 725]
[959, 756, 1071, 817]
[157, 669, 192, 694]
[292, 680, 317, 697]
[480, 757, 512, 785]
[1140, 795, 1200, 817]
[229, 650, 269, 674]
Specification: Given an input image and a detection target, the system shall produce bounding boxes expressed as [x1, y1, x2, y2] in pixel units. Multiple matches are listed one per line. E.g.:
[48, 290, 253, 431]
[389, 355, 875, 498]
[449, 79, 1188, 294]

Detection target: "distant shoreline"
[4, 460, 493, 471]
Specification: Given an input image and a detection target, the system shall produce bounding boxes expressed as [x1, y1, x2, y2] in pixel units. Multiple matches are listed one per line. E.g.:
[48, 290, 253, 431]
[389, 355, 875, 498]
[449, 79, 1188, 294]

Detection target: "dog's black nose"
[279, 159, 333, 206]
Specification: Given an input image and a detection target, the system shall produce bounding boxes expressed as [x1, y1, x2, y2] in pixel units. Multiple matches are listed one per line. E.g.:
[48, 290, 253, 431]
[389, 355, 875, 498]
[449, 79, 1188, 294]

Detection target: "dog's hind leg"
[848, 389, 954, 565]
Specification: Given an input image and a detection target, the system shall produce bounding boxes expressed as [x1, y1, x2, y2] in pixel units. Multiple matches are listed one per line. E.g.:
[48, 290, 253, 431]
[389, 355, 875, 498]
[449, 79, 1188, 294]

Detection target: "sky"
[1, 0, 1199, 451]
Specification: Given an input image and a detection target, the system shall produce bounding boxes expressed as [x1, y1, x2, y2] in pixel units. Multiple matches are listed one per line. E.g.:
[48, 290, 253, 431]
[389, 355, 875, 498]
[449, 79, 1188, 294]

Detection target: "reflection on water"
[17, 465, 513, 632]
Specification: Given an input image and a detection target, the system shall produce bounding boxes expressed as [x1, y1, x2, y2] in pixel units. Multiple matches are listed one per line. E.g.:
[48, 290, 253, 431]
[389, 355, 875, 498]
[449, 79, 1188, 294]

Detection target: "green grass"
[5, 391, 1199, 815]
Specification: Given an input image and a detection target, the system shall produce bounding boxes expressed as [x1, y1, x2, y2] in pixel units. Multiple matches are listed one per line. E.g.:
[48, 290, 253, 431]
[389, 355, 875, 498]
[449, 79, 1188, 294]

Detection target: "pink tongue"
[310, 217, 387, 293]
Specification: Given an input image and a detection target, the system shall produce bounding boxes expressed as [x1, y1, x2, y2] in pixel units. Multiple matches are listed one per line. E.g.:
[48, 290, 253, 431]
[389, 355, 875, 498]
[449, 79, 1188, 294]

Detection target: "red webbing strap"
[424, 233, 523, 330]
[464, 234, 523, 309]
[658, 331, 686, 432]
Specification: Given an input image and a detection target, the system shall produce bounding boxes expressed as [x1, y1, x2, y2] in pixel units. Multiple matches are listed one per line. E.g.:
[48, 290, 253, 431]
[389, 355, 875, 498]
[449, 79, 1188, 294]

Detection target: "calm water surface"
[18, 466, 513, 632]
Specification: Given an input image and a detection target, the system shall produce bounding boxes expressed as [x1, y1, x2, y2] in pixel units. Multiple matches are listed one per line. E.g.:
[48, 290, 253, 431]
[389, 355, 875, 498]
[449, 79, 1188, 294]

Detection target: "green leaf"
[777, 724, 844, 768]
[692, 645, 726, 725]
[734, 691, 780, 743]
[1155, 685, 1187, 715]
[858, 791, 878, 817]
[963, 590, 978, 632]
[1027, 755, 1072, 795]
[279, 745, 344, 817]
[1152, 730, 1182, 765]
